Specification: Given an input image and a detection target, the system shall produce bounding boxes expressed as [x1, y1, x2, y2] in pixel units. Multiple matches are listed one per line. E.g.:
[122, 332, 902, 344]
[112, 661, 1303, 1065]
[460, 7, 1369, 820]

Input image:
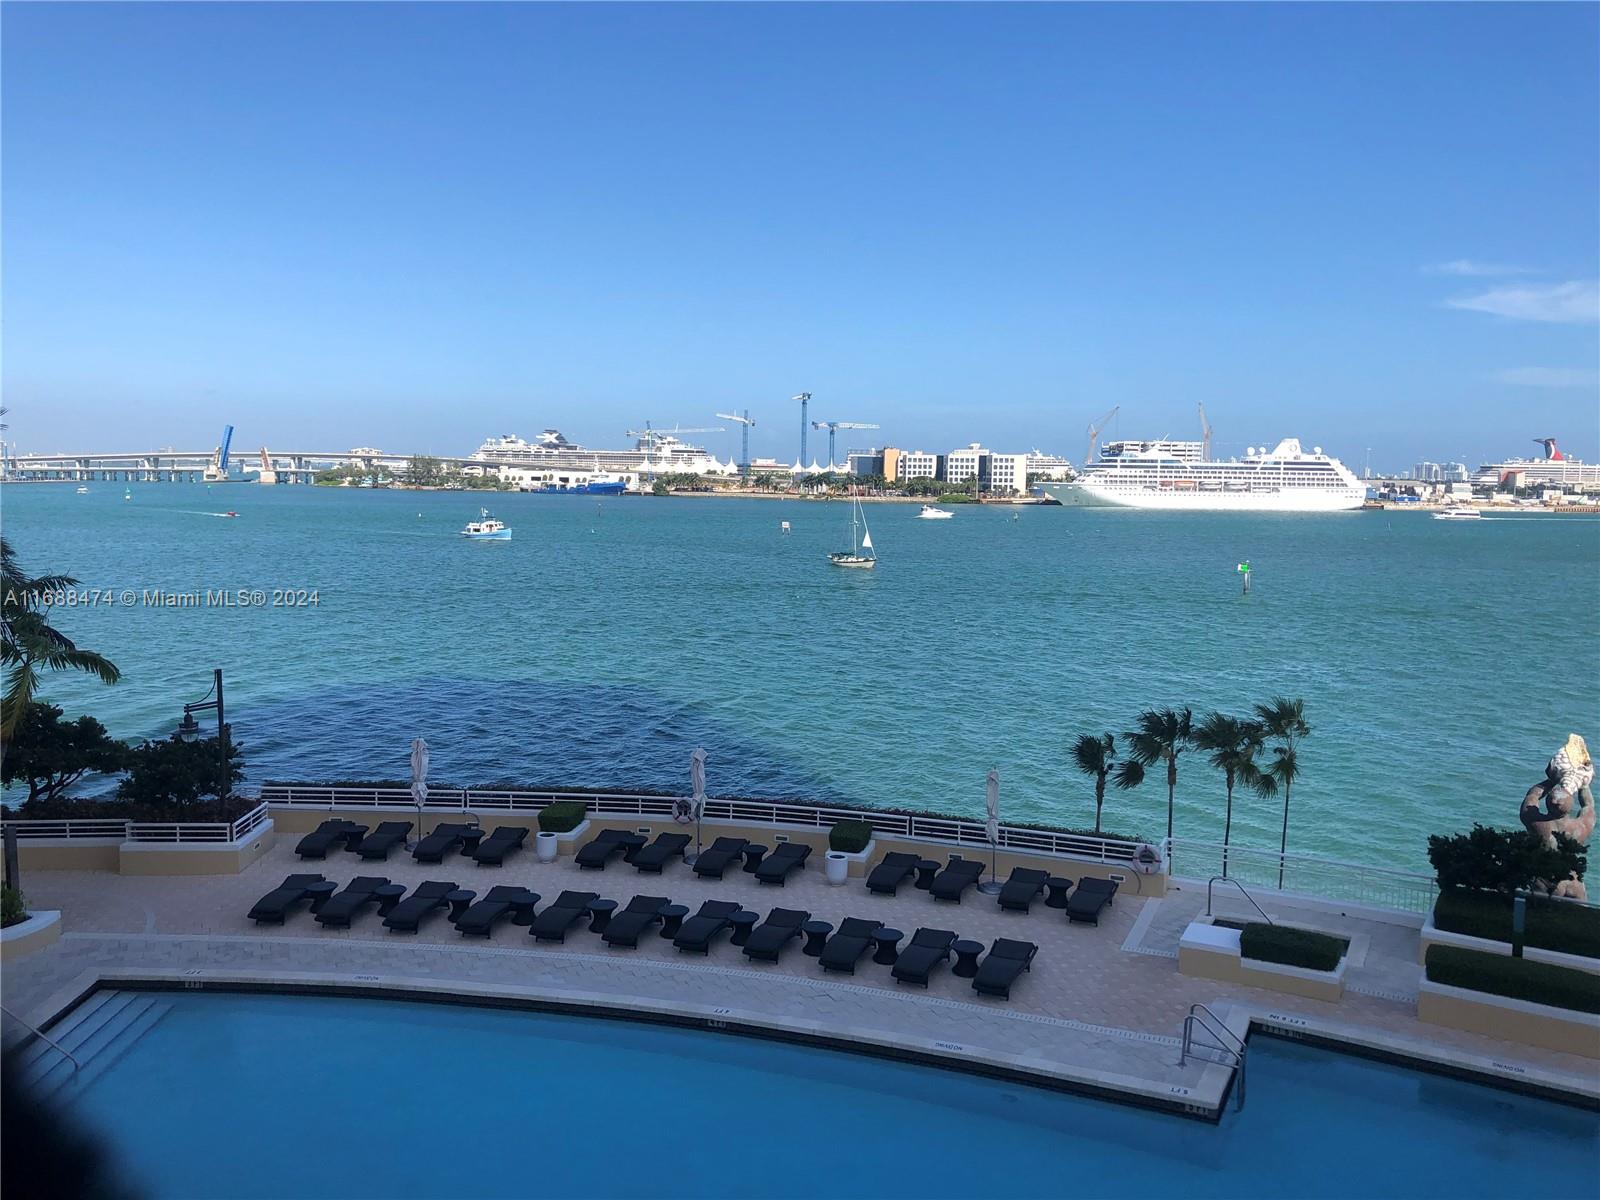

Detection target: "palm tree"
[1253, 696, 1310, 888]
[1191, 712, 1269, 877]
[1124, 707, 1193, 849]
[1071, 732, 1145, 833]
[1, 537, 122, 737]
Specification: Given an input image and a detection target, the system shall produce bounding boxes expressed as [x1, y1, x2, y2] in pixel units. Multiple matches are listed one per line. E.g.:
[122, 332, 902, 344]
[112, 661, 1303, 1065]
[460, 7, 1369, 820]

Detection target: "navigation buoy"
[1237, 560, 1252, 594]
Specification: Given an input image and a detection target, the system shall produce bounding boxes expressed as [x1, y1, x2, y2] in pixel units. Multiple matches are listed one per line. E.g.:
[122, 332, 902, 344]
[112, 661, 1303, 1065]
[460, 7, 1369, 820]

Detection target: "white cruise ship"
[471, 429, 727, 475]
[1471, 439, 1600, 490]
[1041, 438, 1365, 512]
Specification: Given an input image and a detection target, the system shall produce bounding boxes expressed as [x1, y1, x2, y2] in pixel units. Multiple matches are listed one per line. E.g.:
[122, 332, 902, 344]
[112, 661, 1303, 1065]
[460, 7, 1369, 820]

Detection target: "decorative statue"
[1519, 734, 1596, 850]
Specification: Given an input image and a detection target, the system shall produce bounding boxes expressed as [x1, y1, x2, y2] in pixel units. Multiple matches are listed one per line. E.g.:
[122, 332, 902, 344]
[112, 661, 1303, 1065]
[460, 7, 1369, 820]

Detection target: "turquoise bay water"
[5, 483, 1597, 871]
[66, 992, 1600, 1199]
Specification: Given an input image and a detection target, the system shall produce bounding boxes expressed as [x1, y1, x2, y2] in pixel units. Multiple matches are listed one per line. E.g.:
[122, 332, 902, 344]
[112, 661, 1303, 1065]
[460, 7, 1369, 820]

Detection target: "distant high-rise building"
[1413, 461, 1443, 481]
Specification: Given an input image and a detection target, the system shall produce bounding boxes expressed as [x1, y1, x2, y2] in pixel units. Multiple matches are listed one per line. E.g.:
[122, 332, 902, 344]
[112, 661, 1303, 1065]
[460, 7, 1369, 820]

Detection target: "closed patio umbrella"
[979, 768, 1003, 894]
[410, 738, 429, 846]
[686, 747, 708, 865]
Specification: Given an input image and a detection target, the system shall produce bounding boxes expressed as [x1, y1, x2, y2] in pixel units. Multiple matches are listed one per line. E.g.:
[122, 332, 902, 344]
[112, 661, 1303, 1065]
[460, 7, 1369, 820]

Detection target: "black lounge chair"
[631, 833, 691, 873]
[972, 938, 1039, 999]
[355, 821, 414, 861]
[530, 891, 600, 943]
[865, 852, 921, 896]
[601, 895, 671, 948]
[1067, 876, 1119, 925]
[456, 885, 538, 938]
[575, 828, 644, 870]
[818, 917, 883, 974]
[412, 822, 475, 864]
[742, 908, 810, 963]
[891, 928, 958, 987]
[382, 881, 458, 933]
[672, 900, 742, 954]
[295, 820, 366, 860]
[996, 868, 1052, 913]
[314, 876, 390, 928]
[754, 842, 811, 886]
[929, 857, 985, 903]
[471, 826, 528, 867]
[691, 837, 749, 879]
[247, 873, 325, 924]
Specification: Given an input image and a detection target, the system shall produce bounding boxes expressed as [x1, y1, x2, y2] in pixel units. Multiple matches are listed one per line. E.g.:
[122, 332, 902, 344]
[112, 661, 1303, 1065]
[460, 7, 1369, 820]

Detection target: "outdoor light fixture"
[177, 668, 231, 800]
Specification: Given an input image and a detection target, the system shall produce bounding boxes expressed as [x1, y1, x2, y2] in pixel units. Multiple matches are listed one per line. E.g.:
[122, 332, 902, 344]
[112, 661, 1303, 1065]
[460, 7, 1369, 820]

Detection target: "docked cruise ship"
[1471, 439, 1600, 490]
[471, 429, 729, 475]
[1041, 438, 1366, 512]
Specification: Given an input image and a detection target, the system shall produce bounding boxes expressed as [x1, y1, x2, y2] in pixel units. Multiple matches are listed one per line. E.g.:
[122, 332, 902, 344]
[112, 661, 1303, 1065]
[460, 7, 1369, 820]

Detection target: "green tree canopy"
[2, 702, 129, 805]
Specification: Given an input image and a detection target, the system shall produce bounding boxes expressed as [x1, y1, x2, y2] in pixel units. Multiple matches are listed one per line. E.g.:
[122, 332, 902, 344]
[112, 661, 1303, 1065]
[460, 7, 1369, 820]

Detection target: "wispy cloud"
[1424, 259, 1530, 277]
[1494, 367, 1600, 389]
[1447, 280, 1599, 325]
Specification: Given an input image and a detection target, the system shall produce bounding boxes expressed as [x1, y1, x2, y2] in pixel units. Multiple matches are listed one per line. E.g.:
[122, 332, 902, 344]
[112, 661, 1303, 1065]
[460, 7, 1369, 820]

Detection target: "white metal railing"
[1170, 838, 1438, 914]
[1180, 1003, 1246, 1111]
[1, 801, 270, 846]
[256, 784, 1147, 863]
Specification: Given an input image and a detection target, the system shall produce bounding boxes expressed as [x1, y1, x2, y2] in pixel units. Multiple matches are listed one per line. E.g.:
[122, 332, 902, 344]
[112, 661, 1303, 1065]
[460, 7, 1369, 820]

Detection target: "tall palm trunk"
[1222, 769, 1235, 878]
[1094, 773, 1107, 834]
[1165, 761, 1177, 844]
[1277, 780, 1292, 889]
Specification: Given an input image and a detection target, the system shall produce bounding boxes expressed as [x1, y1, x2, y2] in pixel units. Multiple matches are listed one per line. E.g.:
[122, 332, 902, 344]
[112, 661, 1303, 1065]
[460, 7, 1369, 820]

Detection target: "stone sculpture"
[1520, 734, 1595, 850]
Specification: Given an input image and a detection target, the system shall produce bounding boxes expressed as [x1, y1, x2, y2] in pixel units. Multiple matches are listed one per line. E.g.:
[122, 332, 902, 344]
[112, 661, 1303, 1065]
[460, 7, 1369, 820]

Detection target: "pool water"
[55, 992, 1600, 1199]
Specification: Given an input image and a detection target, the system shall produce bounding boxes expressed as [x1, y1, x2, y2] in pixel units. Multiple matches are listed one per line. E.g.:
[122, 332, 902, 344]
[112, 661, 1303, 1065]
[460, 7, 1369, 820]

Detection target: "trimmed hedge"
[1239, 923, 1349, 972]
[1433, 888, 1600, 960]
[1425, 944, 1600, 1015]
[829, 820, 874, 854]
[1, 885, 26, 930]
[537, 802, 587, 834]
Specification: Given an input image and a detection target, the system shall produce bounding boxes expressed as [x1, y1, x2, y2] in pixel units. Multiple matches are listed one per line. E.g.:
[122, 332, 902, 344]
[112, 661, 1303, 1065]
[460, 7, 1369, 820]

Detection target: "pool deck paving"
[3, 839, 1596, 1117]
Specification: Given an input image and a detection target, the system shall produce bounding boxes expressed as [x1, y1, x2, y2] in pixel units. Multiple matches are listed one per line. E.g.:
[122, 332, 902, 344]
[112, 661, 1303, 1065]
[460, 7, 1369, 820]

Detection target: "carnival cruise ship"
[1041, 438, 1365, 512]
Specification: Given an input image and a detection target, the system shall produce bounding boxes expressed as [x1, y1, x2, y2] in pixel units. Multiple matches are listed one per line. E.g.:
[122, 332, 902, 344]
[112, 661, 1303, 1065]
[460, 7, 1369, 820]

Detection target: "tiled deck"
[4, 836, 1596, 1116]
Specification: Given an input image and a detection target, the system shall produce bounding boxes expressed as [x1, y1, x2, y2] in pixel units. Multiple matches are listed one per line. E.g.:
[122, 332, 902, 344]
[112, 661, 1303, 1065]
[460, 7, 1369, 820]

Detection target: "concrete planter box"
[0, 910, 61, 961]
[827, 840, 875, 879]
[552, 819, 591, 852]
[1179, 920, 1347, 1003]
[1419, 917, 1600, 976]
[1418, 979, 1600, 1059]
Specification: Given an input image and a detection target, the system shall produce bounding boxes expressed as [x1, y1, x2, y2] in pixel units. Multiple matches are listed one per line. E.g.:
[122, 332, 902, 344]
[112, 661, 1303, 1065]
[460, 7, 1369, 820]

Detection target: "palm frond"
[1112, 759, 1145, 790]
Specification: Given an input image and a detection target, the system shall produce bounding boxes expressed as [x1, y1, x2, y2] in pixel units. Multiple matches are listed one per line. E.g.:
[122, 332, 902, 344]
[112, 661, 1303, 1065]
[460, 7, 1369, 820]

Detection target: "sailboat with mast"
[828, 491, 877, 569]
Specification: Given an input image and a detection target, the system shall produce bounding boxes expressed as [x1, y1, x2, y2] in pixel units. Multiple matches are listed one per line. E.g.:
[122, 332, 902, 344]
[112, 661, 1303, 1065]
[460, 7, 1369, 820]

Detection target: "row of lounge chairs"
[245, 874, 1039, 998]
[575, 829, 812, 885]
[295, 820, 530, 867]
[865, 853, 1120, 925]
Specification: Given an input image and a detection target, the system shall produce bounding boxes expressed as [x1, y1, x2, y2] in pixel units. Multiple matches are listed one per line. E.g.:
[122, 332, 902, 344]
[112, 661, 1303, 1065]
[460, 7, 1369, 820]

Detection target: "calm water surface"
[6, 483, 1596, 870]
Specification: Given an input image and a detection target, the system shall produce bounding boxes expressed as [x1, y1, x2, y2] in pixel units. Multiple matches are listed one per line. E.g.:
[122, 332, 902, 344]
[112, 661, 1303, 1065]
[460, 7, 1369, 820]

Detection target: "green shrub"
[1, 885, 26, 929]
[1425, 944, 1600, 1015]
[829, 820, 873, 854]
[1433, 889, 1600, 960]
[538, 802, 587, 833]
[1239, 923, 1349, 972]
[1426, 824, 1586, 894]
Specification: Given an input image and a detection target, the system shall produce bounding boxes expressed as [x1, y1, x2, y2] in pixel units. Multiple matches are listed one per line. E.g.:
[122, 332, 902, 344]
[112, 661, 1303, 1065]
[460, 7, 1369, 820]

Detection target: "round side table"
[586, 897, 618, 935]
[729, 910, 759, 947]
[305, 881, 339, 913]
[659, 904, 690, 939]
[913, 859, 941, 890]
[444, 889, 477, 922]
[801, 920, 834, 957]
[952, 939, 984, 978]
[373, 884, 407, 917]
[741, 844, 768, 873]
[1044, 877, 1073, 909]
[871, 927, 904, 966]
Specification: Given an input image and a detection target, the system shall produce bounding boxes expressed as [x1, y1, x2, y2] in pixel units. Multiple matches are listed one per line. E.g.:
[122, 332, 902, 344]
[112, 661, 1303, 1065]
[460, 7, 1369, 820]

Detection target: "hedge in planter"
[1425, 944, 1600, 1015]
[1434, 889, 1600, 960]
[1, 885, 26, 930]
[538, 802, 587, 834]
[829, 820, 873, 854]
[1239, 923, 1349, 972]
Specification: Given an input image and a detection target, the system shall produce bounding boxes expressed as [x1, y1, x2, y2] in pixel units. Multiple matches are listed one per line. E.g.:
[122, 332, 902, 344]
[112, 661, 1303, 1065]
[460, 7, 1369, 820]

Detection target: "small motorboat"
[1433, 506, 1483, 521]
[460, 508, 512, 539]
[76, 486, 89, 494]
[917, 505, 953, 520]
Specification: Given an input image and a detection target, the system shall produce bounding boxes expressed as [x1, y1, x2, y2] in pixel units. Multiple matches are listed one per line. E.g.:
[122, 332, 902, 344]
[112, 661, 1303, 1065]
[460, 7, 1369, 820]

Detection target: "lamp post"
[178, 668, 231, 801]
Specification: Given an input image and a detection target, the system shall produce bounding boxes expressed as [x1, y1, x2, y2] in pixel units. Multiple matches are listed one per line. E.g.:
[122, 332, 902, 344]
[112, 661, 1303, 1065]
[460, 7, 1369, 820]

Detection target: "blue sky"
[4, 2, 1596, 470]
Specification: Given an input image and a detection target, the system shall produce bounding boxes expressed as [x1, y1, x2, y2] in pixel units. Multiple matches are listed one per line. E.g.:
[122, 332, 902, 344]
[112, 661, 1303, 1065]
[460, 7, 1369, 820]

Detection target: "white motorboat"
[1433, 506, 1483, 521]
[76, 486, 89, 494]
[460, 508, 512, 539]
[916, 505, 953, 520]
[828, 492, 876, 568]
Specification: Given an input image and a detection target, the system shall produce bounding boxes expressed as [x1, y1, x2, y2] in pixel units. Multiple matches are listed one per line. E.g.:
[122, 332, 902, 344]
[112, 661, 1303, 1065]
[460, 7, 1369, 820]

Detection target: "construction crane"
[810, 420, 881, 468]
[1085, 405, 1120, 465]
[1198, 403, 1212, 461]
[791, 393, 812, 465]
[715, 411, 756, 478]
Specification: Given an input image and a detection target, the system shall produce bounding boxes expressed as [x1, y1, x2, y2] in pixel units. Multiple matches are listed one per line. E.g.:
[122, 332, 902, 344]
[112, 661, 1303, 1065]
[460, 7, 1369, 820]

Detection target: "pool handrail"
[1180, 1003, 1246, 1111]
[1206, 876, 1274, 926]
[0, 1001, 80, 1077]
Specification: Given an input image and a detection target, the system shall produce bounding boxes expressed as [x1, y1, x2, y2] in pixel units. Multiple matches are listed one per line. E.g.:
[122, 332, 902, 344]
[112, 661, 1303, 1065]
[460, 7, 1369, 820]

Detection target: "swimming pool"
[37, 990, 1600, 1199]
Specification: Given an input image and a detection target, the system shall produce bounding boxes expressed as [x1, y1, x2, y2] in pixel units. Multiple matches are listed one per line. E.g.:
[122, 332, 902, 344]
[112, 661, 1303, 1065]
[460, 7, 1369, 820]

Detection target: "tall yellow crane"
[1085, 405, 1119, 465]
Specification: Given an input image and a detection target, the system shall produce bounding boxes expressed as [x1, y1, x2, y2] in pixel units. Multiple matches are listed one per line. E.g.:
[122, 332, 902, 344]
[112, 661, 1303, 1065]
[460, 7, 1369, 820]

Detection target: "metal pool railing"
[1171, 839, 1438, 914]
[2, 801, 271, 845]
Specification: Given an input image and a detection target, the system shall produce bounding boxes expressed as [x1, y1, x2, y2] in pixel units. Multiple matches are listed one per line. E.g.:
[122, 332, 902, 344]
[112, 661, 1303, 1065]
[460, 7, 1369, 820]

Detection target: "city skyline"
[4, 3, 1597, 464]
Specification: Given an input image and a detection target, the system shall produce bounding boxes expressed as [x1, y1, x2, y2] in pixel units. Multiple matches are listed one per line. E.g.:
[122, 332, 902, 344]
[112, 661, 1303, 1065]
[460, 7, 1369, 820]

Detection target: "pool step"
[15, 990, 172, 1102]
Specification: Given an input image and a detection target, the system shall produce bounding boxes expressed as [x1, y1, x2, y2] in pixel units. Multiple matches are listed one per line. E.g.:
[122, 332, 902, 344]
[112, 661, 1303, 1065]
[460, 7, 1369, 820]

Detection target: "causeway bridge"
[0, 443, 499, 485]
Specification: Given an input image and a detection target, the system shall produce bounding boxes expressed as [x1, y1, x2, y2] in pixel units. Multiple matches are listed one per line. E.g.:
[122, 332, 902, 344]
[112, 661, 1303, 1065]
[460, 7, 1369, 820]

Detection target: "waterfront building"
[892, 450, 942, 482]
[846, 449, 886, 477]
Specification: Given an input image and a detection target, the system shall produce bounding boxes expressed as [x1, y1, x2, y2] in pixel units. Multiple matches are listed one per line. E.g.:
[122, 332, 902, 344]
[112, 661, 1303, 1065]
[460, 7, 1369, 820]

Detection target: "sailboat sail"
[861, 529, 873, 552]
